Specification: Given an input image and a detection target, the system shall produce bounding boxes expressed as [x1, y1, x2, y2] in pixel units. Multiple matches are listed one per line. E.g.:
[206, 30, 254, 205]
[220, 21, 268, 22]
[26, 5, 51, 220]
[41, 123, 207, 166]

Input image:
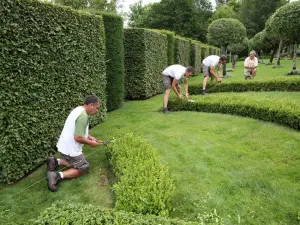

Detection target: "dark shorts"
[162, 74, 180, 90]
[202, 65, 212, 77]
[61, 153, 89, 173]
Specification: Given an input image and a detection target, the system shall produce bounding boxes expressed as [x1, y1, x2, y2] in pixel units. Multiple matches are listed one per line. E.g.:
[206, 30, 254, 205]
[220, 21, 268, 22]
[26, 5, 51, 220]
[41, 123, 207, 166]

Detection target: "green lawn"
[1, 59, 300, 225]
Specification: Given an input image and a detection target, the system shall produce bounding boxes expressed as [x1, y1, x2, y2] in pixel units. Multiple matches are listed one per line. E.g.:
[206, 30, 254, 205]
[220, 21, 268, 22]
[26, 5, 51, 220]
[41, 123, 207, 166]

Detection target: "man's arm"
[172, 79, 181, 98]
[74, 136, 101, 147]
[209, 67, 220, 80]
[184, 77, 189, 99]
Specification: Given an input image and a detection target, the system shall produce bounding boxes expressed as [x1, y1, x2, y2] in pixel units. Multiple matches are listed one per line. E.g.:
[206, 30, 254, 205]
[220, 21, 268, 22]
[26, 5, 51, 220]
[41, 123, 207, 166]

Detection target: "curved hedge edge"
[189, 77, 300, 95]
[25, 201, 199, 225]
[168, 97, 300, 131]
[105, 133, 175, 217]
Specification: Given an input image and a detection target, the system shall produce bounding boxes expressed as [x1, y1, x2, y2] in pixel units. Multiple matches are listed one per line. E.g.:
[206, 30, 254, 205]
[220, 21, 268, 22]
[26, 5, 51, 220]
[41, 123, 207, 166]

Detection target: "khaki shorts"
[61, 153, 89, 173]
[202, 65, 212, 77]
[162, 74, 180, 90]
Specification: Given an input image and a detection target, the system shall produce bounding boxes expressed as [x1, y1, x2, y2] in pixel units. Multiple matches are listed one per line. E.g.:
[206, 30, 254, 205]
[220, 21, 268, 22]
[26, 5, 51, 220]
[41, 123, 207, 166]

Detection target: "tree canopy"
[207, 18, 247, 49]
[53, 0, 118, 12]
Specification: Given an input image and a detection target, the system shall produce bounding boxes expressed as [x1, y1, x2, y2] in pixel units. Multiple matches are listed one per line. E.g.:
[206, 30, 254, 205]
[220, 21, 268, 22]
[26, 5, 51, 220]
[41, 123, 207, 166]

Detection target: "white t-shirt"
[57, 106, 89, 157]
[202, 55, 220, 67]
[162, 65, 186, 80]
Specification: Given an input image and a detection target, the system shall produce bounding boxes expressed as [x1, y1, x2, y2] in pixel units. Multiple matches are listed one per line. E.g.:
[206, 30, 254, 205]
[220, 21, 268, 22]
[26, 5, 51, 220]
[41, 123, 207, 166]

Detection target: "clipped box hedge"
[190, 41, 202, 75]
[124, 29, 168, 99]
[0, 0, 106, 182]
[188, 77, 300, 95]
[26, 201, 199, 225]
[200, 44, 210, 61]
[174, 36, 191, 66]
[106, 133, 175, 216]
[100, 12, 125, 112]
[169, 95, 300, 130]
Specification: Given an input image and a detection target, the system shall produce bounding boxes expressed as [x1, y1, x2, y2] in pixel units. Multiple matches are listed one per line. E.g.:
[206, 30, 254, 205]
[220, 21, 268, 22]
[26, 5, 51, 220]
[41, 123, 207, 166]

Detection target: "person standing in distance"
[46, 95, 103, 192]
[201, 55, 227, 95]
[162, 65, 194, 114]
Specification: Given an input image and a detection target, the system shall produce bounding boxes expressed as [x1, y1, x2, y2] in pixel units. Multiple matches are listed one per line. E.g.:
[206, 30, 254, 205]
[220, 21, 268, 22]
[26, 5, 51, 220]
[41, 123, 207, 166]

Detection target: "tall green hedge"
[99, 12, 125, 112]
[190, 41, 202, 75]
[200, 44, 210, 61]
[157, 30, 175, 65]
[124, 29, 168, 99]
[174, 36, 191, 66]
[0, 0, 106, 182]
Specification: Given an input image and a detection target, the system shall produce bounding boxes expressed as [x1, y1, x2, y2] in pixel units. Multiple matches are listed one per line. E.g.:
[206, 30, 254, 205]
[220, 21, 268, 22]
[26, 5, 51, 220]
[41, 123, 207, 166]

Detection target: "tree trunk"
[276, 40, 282, 66]
[223, 45, 227, 76]
[293, 42, 297, 70]
[269, 46, 277, 63]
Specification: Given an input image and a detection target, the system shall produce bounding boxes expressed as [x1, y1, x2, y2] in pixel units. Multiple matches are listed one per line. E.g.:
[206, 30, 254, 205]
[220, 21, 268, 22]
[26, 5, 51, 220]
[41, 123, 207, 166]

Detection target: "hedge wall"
[169, 95, 300, 130]
[0, 0, 106, 182]
[190, 41, 202, 75]
[26, 201, 199, 225]
[200, 44, 210, 62]
[99, 12, 125, 111]
[157, 30, 175, 65]
[188, 77, 300, 95]
[174, 36, 191, 66]
[106, 133, 175, 216]
[124, 29, 168, 99]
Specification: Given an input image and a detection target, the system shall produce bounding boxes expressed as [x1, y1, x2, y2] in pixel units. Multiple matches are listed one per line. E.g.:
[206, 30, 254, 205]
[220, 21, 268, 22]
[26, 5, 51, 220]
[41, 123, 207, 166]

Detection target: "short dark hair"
[220, 55, 227, 62]
[186, 66, 194, 73]
[84, 95, 100, 105]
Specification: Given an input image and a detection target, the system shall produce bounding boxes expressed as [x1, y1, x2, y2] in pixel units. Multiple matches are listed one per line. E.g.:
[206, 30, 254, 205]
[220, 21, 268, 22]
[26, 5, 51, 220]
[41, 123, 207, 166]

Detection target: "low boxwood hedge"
[189, 77, 300, 95]
[106, 133, 175, 217]
[26, 201, 199, 225]
[169, 95, 300, 130]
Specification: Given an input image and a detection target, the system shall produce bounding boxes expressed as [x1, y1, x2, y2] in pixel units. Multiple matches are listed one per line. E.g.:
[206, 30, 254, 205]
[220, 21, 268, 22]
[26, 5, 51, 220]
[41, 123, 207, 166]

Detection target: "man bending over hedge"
[162, 65, 194, 114]
[201, 55, 227, 95]
[46, 95, 103, 192]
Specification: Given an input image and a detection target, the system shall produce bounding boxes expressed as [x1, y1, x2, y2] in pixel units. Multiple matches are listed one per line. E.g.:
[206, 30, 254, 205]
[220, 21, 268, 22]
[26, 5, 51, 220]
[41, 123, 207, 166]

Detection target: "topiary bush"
[124, 28, 168, 99]
[0, 0, 106, 182]
[157, 29, 175, 66]
[106, 133, 175, 216]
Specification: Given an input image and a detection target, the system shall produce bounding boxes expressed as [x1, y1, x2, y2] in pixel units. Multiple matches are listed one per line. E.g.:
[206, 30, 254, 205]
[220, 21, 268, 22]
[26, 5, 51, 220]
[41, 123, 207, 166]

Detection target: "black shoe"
[46, 157, 58, 171]
[201, 90, 206, 95]
[163, 108, 171, 114]
[47, 171, 61, 192]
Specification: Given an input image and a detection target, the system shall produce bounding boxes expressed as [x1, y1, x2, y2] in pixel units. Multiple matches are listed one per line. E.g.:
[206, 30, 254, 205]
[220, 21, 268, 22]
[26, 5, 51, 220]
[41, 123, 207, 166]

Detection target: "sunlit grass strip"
[169, 95, 300, 130]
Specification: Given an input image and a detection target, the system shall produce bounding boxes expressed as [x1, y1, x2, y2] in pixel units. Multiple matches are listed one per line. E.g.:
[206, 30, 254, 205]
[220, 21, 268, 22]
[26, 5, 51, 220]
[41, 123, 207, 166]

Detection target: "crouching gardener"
[162, 65, 194, 114]
[46, 95, 103, 192]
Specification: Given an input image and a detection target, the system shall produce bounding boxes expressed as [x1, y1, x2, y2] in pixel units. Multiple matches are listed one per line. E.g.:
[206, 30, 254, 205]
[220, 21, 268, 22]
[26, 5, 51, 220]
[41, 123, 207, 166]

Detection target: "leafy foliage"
[26, 201, 199, 225]
[210, 4, 239, 22]
[0, 0, 106, 182]
[53, 0, 118, 12]
[189, 77, 300, 94]
[106, 133, 175, 216]
[99, 12, 125, 111]
[169, 93, 300, 130]
[190, 41, 202, 75]
[269, 1, 300, 43]
[174, 36, 191, 66]
[228, 37, 248, 54]
[124, 29, 168, 99]
[157, 30, 175, 66]
[207, 18, 247, 48]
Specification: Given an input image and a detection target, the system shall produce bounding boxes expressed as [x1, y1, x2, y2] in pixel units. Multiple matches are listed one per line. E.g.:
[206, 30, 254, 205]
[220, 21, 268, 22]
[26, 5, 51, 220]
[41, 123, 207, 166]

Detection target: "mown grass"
[0, 59, 300, 225]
